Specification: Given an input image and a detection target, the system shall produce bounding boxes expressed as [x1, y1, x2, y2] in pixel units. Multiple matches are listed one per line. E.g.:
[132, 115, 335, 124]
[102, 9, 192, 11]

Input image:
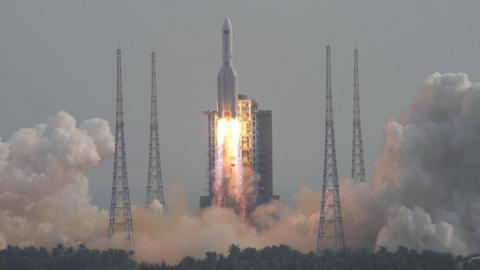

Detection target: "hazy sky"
[0, 0, 478, 209]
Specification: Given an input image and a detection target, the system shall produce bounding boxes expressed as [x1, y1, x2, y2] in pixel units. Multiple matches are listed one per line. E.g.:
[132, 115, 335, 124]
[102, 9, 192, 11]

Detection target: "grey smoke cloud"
[342, 72, 480, 254]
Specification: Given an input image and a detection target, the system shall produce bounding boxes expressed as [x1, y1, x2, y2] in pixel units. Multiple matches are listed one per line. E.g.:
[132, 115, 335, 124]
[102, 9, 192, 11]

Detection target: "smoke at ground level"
[0, 72, 479, 263]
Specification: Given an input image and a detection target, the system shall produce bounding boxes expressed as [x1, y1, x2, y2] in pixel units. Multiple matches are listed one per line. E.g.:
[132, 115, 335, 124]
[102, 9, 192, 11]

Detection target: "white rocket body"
[217, 17, 238, 119]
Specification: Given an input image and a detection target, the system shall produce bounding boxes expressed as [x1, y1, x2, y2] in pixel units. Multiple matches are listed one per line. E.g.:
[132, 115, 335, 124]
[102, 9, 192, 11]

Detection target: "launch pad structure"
[201, 97, 277, 210]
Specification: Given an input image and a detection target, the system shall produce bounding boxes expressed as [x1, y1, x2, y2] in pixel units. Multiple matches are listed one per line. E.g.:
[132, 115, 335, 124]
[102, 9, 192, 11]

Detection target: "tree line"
[0, 243, 477, 270]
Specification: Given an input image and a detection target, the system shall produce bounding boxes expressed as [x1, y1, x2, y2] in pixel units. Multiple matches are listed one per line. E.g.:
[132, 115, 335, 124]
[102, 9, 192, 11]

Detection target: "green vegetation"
[0, 244, 477, 270]
[0, 244, 135, 270]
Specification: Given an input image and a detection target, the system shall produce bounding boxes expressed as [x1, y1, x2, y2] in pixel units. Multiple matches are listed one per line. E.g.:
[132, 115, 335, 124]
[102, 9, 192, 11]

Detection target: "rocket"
[217, 17, 238, 119]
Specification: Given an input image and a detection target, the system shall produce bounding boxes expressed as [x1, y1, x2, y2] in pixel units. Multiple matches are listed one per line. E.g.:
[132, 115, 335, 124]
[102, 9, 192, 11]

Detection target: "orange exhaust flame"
[213, 117, 247, 217]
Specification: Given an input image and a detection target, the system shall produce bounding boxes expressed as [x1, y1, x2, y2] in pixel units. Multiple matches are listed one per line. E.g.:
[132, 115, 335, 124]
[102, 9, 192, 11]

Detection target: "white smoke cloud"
[342, 72, 480, 254]
[0, 111, 320, 263]
[0, 111, 112, 247]
[131, 187, 319, 263]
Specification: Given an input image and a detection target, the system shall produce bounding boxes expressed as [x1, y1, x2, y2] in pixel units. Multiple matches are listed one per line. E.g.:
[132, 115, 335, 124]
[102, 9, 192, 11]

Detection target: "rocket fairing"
[217, 17, 238, 119]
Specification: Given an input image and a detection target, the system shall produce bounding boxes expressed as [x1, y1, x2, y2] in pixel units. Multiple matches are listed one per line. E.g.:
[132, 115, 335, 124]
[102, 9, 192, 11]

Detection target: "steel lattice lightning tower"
[146, 52, 166, 210]
[108, 47, 134, 249]
[317, 45, 345, 252]
[351, 47, 366, 183]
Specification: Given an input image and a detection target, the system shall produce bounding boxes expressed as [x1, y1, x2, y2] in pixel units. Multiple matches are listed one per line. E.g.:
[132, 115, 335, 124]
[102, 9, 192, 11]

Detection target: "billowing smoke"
[0, 111, 319, 263]
[342, 72, 480, 254]
[132, 188, 318, 263]
[1, 72, 479, 263]
[0, 111, 112, 248]
[130, 71, 480, 260]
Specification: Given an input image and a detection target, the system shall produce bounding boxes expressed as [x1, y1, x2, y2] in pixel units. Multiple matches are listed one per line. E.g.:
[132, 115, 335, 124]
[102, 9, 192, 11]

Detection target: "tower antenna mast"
[108, 47, 134, 249]
[351, 46, 366, 183]
[317, 45, 346, 252]
[146, 51, 166, 211]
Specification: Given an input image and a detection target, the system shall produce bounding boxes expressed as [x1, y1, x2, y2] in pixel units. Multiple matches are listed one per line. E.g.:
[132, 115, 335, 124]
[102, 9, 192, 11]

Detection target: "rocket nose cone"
[223, 17, 232, 31]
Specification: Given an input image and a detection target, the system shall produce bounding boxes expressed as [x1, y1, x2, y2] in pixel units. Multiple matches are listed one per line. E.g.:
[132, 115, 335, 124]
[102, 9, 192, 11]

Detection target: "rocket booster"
[217, 17, 238, 119]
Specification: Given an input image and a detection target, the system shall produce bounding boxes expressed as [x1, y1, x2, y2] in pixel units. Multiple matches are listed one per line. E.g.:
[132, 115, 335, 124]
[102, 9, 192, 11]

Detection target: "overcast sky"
[0, 0, 479, 209]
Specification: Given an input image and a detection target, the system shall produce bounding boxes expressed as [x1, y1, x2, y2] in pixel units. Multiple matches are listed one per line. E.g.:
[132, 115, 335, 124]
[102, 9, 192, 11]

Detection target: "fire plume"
[213, 117, 247, 217]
